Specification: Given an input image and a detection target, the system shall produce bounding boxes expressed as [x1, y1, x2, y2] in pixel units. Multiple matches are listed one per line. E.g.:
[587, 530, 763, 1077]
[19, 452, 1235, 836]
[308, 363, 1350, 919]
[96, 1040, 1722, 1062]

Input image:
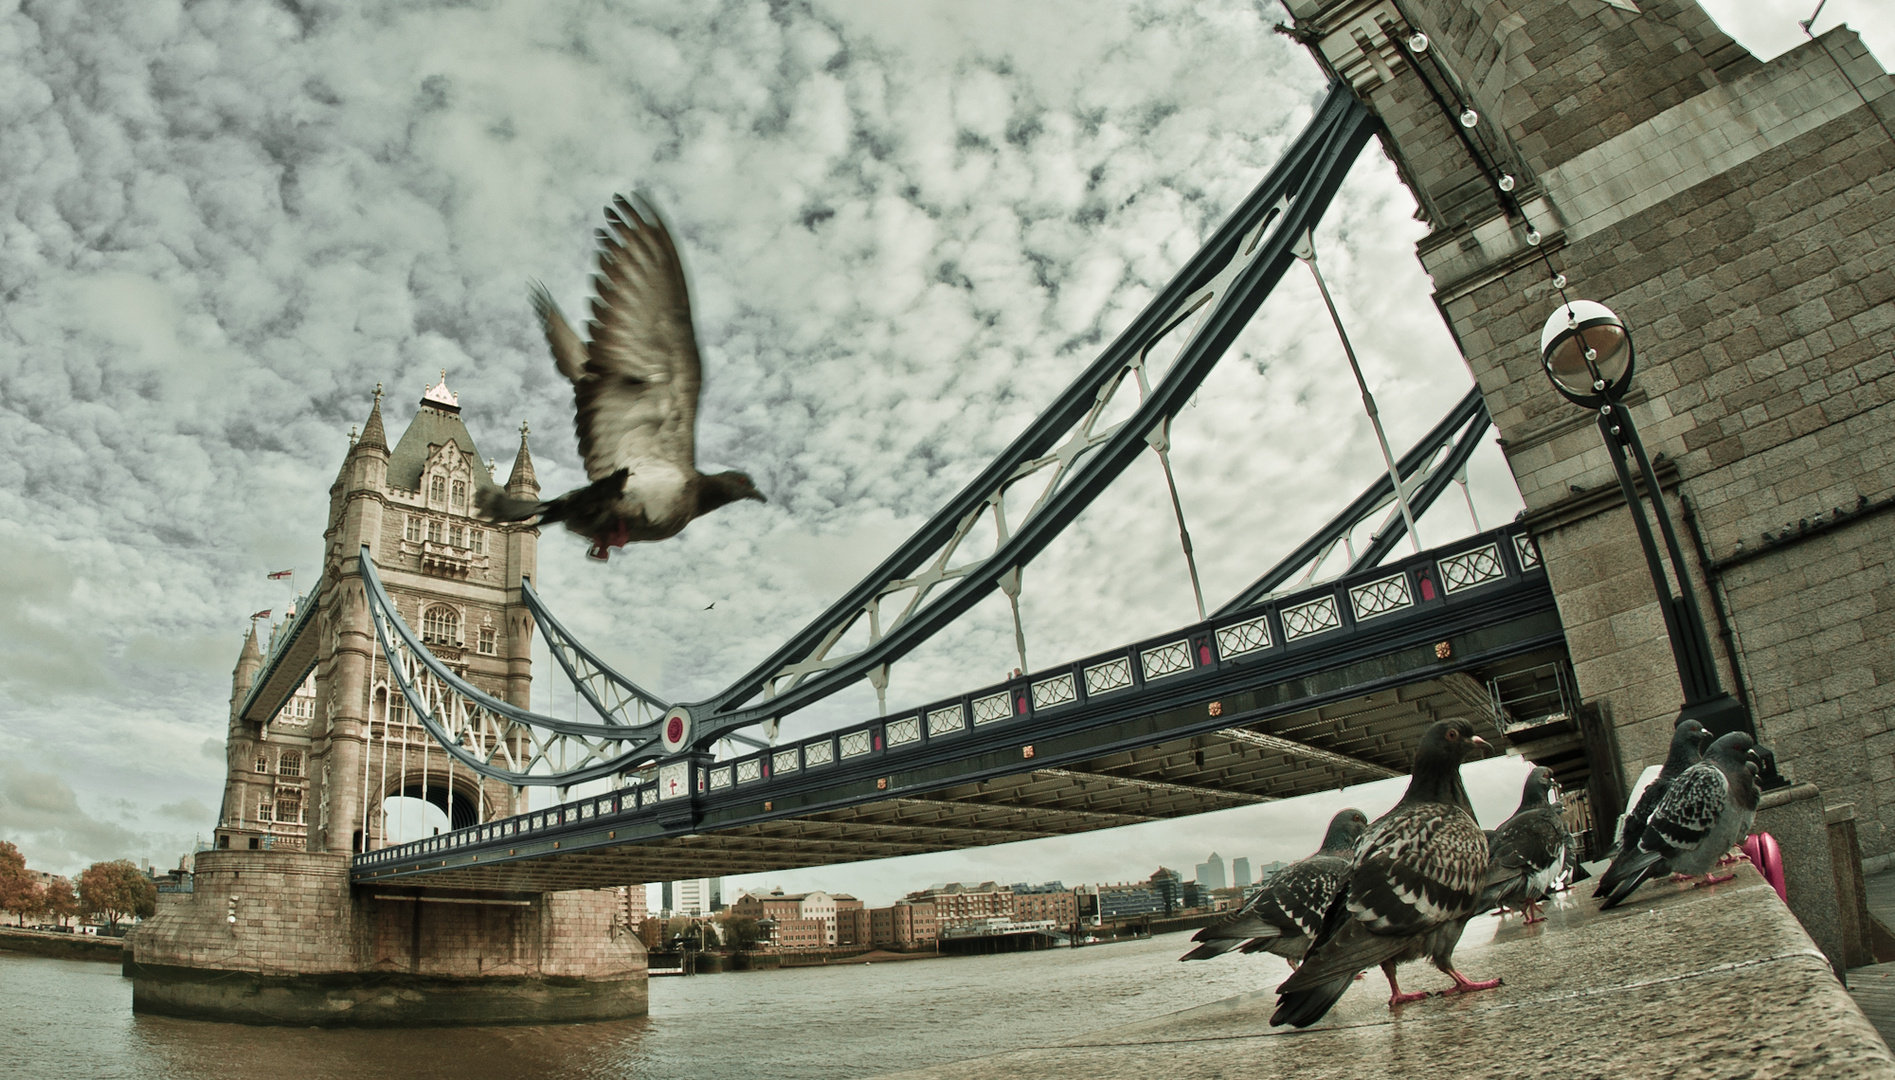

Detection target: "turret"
[230, 625, 262, 720]
[505, 422, 539, 499]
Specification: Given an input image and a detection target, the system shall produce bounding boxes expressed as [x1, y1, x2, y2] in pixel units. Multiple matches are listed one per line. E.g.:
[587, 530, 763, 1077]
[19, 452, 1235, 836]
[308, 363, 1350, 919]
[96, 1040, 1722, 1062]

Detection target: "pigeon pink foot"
[1522, 901, 1545, 925]
[1439, 970, 1502, 997]
[1384, 963, 1429, 1008]
[1693, 872, 1736, 888]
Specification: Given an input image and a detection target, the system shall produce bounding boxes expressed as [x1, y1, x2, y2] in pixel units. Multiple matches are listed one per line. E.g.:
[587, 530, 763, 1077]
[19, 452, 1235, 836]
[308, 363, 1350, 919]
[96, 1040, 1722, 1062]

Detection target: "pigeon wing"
[572, 195, 703, 483]
[1266, 855, 1351, 940]
[1639, 762, 1728, 860]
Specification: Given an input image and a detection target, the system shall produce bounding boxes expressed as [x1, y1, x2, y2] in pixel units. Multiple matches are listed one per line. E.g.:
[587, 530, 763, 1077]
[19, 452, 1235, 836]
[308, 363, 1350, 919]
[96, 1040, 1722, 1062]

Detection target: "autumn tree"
[42, 876, 79, 928]
[77, 860, 157, 931]
[0, 841, 40, 926]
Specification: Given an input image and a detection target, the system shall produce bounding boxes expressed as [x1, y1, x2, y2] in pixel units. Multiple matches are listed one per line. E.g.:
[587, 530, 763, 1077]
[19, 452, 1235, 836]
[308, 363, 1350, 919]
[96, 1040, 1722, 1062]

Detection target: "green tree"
[0, 841, 39, 926]
[42, 876, 79, 928]
[76, 860, 157, 930]
[720, 915, 761, 951]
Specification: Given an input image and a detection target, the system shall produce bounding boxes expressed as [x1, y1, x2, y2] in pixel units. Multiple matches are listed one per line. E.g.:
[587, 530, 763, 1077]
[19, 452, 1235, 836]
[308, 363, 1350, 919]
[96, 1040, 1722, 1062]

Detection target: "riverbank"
[867, 866, 1895, 1080]
[0, 926, 124, 964]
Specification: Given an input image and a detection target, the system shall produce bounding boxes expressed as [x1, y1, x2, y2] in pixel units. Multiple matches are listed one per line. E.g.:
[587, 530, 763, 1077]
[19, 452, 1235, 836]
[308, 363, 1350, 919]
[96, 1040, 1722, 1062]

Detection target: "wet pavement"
[872, 865, 1895, 1080]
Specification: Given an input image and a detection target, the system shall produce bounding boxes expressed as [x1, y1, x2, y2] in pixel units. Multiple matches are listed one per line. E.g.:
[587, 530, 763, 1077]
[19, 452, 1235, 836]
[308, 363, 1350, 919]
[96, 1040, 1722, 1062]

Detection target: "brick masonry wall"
[1296, 1, 1895, 852]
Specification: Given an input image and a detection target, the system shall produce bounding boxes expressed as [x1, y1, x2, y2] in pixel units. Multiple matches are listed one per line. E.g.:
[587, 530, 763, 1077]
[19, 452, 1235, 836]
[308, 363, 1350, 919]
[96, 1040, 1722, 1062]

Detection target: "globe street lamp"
[1539, 301, 1751, 738]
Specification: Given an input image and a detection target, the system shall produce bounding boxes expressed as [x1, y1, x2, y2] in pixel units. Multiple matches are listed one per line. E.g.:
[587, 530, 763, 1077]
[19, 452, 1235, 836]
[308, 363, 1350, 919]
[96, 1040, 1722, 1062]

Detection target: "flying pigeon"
[1271, 718, 1496, 1028]
[1476, 766, 1570, 924]
[1596, 732, 1763, 910]
[1179, 809, 1369, 965]
[479, 195, 765, 561]
[1594, 718, 1711, 899]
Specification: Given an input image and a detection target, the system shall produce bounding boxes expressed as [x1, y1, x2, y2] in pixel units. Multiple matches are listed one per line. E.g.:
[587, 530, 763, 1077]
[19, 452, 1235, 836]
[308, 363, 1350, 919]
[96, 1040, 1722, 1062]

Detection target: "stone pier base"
[127, 851, 646, 1027]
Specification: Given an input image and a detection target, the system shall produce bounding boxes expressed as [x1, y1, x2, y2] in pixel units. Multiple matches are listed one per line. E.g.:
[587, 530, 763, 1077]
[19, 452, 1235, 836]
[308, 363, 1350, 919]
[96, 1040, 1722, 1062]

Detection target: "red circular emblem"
[665, 716, 685, 744]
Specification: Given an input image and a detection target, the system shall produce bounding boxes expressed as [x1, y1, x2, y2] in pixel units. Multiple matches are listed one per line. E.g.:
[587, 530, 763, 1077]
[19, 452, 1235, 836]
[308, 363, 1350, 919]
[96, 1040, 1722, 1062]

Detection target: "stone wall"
[129, 849, 647, 1025]
[1291, 1, 1895, 855]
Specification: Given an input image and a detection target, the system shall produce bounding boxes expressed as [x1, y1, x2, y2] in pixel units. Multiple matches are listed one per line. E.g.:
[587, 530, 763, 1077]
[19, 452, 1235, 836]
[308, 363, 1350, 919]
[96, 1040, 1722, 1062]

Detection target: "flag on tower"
[267, 569, 294, 580]
[249, 609, 272, 621]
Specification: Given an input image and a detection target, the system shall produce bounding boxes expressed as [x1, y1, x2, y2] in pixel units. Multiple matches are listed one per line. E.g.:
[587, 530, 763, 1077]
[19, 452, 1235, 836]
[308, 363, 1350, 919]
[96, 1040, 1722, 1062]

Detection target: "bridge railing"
[353, 522, 1547, 876]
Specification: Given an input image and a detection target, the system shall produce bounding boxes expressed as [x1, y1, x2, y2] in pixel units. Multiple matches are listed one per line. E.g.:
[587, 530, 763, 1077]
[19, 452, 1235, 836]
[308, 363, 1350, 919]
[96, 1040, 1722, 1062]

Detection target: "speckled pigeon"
[479, 195, 765, 561]
[1596, 732, 1763, 910]
[1476, 766, 1570, 923]
[1594, 718, 1711, 900]
[1270, 718, 1497, 1028]
[1180, 809, 1369, 965]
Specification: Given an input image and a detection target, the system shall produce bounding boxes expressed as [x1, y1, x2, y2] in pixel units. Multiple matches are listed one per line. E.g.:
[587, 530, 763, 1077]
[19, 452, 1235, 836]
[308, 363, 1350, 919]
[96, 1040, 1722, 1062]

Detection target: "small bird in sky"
[1271, 718, 1496, 1028]
[1597, 732, 1763, 910]
[479, 195, 765, 561]
[1595, 718, 1710, 899]
[1179, 808, 1368, 966]
[1476, 766, 1570, 924]
[704, 602, 716, 610]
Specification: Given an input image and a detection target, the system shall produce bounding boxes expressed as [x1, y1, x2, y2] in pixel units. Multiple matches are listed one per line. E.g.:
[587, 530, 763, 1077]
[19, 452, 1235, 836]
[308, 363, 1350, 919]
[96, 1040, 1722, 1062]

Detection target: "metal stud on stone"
[1553, 273, 1567, 289]
[1498, 174, 1516, 192]
[1525, 228, 1542, 245]
[1407, 32, 1428, 52]
[1460, 107, 1479, 127]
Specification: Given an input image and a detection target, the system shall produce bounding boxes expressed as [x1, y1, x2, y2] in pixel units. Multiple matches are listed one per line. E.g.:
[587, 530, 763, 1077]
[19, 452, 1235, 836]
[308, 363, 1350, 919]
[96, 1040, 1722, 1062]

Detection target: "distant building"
[671, 877, 722, 917]
[1256, 860, 1289, 885]
[1182, 881, 1204, 909]
[833, 894, 866, 946]
[1231, 857, 1252, 890]
[1195, 852, 1227, 892]
[907, 882, 1013, 929]
[775, 918, 827, 950]
[869, 901, 938, 949]
[1097, 882, 1165, 920]
[1149, 867, 1183, 914]
[1010, 882, 1077, 926]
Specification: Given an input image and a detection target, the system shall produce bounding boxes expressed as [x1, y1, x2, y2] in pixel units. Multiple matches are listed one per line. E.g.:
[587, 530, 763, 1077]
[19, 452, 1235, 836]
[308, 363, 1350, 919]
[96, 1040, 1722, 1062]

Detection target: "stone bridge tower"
[1286, 2, 1895, 853]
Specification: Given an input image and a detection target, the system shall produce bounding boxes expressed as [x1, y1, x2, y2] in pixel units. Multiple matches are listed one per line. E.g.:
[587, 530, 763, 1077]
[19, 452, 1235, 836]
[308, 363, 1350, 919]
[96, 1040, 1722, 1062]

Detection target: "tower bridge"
[131, 0, 1895, 1029]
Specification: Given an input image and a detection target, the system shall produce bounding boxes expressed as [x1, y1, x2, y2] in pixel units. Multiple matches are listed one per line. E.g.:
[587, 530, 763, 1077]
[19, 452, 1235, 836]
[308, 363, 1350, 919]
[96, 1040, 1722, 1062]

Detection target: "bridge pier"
[126, 851, 646, 1026]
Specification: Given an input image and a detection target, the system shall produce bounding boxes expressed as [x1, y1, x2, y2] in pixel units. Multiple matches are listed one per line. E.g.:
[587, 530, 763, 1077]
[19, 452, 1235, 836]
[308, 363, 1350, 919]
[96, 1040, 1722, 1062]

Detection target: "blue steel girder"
[519, 576, 669, 731]
[351, 522, 1559, 887]
[683, 84, 1380, 748]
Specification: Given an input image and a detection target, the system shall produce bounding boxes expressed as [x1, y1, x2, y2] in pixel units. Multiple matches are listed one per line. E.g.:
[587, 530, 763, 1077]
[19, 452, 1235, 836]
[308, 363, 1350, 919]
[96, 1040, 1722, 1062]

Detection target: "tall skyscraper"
[1231, 857, 1252, 890]
[1194, 852, 1227, 892]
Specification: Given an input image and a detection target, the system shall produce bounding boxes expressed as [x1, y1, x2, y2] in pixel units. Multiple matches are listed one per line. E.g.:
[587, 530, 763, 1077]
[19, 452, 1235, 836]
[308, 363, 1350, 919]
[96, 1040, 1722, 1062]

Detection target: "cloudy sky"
[0, 0, 1886, 902]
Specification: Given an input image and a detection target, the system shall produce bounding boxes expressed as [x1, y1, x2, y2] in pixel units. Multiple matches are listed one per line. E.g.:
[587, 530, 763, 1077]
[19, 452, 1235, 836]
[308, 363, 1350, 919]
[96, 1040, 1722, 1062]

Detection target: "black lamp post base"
[1677, 693, 1750, 742]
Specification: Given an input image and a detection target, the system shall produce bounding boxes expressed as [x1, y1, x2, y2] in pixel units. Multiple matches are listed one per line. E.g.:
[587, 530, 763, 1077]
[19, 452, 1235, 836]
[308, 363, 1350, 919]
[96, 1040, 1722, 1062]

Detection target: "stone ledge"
[870, 866, 1895, 1080]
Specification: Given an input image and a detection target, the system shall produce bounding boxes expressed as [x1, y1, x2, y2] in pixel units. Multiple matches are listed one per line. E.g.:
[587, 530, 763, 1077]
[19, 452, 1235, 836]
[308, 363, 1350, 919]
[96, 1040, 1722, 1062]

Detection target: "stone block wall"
[1291, 0, 1895, 853]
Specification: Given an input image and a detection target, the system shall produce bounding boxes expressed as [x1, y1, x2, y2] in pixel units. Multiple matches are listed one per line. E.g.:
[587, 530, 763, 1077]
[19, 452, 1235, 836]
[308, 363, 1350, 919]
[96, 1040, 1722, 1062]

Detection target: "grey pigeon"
[1596, 732, 1763, 910]
[1594, 718, 1710, 899]
[1180, 809, 1368, 965]
[479, 195, 765, 561]
[1476, 766, 1570, 923]
[1271, 718, 1496, 1028]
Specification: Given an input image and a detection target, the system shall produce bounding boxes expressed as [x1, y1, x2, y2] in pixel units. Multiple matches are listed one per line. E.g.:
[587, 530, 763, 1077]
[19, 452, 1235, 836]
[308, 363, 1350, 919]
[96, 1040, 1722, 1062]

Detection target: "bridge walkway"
[1847, 867, 1895, 1048]
[869, 866, 1893, 1080]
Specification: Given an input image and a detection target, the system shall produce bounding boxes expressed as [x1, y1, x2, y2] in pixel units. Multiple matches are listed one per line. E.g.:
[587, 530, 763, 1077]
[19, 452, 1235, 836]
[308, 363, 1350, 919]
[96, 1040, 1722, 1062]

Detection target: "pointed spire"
[505, 420, 539, 495]
[239, 624, 262, 665]
[357, 383, 389, 453]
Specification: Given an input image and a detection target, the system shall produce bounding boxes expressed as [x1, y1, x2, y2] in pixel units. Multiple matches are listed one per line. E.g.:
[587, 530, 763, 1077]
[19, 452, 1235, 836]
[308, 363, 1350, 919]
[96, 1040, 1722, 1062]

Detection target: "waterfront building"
[1096, 882, 1165, 921]
[1009, 882, 1077, 926]
[1182, 881, 1203, 910]
[1194, 852, 1227, 892]
[775, 917, 826, 950]
[868, 901, 938, 950]
[907, 882, 1013, 930]
[1231, 857, 1251, 890]
[1148, 867, 1183, 914]
[671, 877, 722, 917]
[730, 888, 805, 924]
[833, 894, 865, 945]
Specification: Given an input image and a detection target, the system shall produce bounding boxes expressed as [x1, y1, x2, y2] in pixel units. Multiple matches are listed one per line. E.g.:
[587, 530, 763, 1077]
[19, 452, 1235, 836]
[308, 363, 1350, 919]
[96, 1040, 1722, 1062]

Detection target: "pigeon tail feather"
[1270, 975, 1356, 1028]
[1179, 940, 1243, 962]
[1596, 850, 1666, 910]
[477, 488, 549, 524]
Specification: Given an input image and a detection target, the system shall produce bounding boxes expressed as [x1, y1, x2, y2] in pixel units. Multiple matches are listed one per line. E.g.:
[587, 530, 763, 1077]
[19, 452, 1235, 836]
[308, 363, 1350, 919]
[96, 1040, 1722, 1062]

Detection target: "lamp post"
[1539, 301, 1751, 739]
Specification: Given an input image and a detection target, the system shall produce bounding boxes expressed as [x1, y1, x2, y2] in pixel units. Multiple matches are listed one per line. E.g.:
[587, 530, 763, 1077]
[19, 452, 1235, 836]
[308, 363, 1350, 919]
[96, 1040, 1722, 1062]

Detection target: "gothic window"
[278, 750, 303, 777]
[256, 798, 273, 822]
[404, 516, 421, 543]
[451, 480, 466, 510]
[255, 753, 268, 773]
[275, 792, 303, 825]
[453, 524, 467, 548]
[423, 605, 461, 647]
[471, 530, 484, 554]
[426, 519, 443, 544]
[478, 625, 496, 655]
[429, 475, 447, 507]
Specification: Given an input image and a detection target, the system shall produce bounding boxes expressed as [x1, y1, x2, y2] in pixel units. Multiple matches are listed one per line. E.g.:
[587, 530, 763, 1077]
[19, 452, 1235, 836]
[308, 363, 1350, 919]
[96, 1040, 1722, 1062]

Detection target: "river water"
[1, 933, 1277, 1080]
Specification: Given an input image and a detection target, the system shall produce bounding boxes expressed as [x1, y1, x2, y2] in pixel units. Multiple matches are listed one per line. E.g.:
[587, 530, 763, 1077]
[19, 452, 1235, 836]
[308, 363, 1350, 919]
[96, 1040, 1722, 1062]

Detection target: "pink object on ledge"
[1744, 831, 1787, 904]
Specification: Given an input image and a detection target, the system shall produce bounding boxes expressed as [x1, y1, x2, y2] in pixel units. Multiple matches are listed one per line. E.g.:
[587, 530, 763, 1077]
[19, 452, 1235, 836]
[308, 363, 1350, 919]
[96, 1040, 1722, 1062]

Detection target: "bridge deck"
[867, 866, 1895, 1080]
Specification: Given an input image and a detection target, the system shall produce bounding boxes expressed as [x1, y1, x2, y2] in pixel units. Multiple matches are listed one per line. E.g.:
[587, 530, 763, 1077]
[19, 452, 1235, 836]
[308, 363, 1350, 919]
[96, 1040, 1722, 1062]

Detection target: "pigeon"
[1476, 766, 1570, 923]
[1271, 718, 1496, 1028]
[478, 195, 765, 561]
[1594, 718, 1711, 899]
[1596, 732, 1763, 910]
[1179, 809, 1369, 965]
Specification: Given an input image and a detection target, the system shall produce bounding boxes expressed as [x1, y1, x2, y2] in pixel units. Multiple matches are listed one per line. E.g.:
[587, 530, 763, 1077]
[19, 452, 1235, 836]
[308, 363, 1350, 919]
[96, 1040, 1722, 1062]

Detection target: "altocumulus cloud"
[37, 0, 1872, 885]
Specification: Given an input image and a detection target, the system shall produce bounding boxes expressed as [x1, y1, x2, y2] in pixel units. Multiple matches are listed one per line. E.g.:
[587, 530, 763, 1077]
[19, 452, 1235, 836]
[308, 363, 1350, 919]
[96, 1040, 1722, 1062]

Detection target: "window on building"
[453, 524, 467, 548]
[478, 625, 496, 655]
[426, 519, 442, 544]
[275, 793, 303, 826]
[256, 799, 273, 822]
[451, 480, 466, 510]
[471, 530, 484, 554]
[279, 750, 303, 777]
[404, 516, 421, 543]
[429, 475, 447, 506]
[423, 606, 461, 647]
[255, 753, 268, 773]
